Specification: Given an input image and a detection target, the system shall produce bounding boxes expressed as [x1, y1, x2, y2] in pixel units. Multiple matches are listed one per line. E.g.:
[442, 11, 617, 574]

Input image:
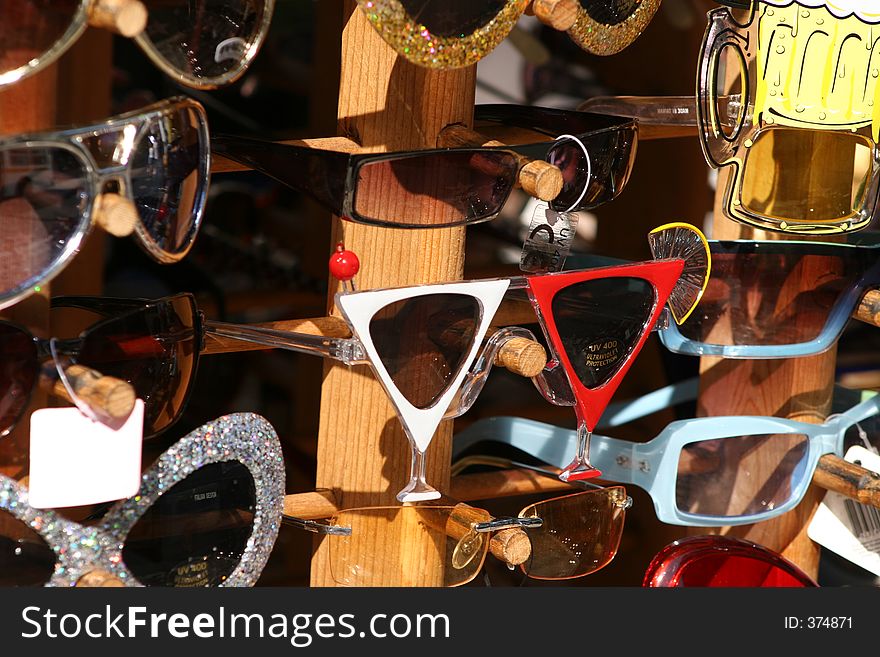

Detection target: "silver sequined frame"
[0, 413, 284, 587]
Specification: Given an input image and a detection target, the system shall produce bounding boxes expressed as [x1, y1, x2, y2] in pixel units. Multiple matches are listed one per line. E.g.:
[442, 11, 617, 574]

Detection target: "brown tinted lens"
[678, 250, 857, 346]
[550, 277, 655, 389]
[578, 0, 640, 25]
[0, 508, 55, 586]
[398, 0, 508, 36]
[741, 129, 871, 223]
[0, 0, 81, 77]
[519, 487, 627, 580]
[328, 506, 490, 587]
[675, 433, 809, 518]
[0, 322, 38, 437]
[369, 294, 479, 409]
[354, 151, 517, 227]
[78, 296, 197, 436]
[0, 145, 91, 304]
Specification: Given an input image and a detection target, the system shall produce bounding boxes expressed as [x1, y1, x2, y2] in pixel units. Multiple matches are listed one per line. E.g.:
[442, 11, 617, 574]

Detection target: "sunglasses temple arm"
[597, 377, 700, 429]
[204, 320, 366, 365]
[281, 515, 352, 536]
[826, 393, 880, 435]
[578, 95, 744, 132]
[211, 135, 350, 216]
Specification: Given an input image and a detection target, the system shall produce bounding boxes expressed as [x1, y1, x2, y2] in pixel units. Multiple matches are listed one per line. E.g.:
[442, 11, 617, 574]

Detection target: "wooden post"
[310, 3, 477, 586]
[695, 131, 851, 574]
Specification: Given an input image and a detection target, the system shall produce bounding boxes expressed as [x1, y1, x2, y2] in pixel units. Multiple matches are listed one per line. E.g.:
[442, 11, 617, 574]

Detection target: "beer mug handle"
[697, 6, 755, 169]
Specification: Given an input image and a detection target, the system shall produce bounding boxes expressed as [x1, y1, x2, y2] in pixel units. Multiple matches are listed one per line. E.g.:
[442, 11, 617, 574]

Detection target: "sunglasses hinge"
[332, 338, 366, 365]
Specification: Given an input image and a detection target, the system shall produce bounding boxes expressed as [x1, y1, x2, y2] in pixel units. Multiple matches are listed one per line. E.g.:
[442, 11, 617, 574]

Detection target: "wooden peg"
[450, 467, 571, 501]
[528, 0, 580, 32]
[93, 193, 138, 237]
[76, 569, 126, 587]
[437, 124, 564, 202]
[814, 454, 880, 509]
[854, 290, 880, 328]
[88, 0, 148, 37]
[494, 336, 546, 378]
[48, 364, 137, 420]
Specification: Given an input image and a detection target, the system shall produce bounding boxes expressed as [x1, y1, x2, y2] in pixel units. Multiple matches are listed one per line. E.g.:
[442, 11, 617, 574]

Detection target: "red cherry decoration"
[328, 242, 360, 281]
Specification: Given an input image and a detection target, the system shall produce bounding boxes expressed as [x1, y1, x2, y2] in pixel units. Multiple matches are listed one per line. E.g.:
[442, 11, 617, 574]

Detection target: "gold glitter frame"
[357, 0, 664, 68]
[355, 0, 530, 69]
[568, 0, 662, 56]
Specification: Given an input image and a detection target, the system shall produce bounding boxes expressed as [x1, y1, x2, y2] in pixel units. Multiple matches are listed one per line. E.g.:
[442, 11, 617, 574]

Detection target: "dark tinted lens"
[355, 151, 517, 227]
[0, 509, 55, 586]
[675, 433, 810, 518]
[122, 461, 255, 587]
[142, 0, 265, 82]
[0, 145, 90, 302]
[547, 127, 635, 212]
[369, 294, 479, 409]
[130, 105, 205, 258]
[0, 323, 38, 437]
[678, 250, 861, 346]
[398, 0, 508, 36]
[579, 0, 641, 25]
[0, 0, 81, 76]
[77, 297, 197, 436]
[550, 277, 655, 389]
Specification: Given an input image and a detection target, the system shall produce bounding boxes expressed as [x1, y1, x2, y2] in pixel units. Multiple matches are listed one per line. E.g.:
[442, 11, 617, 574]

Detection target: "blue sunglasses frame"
[656, 239, 880, 359]
[453, 390, 880, 527]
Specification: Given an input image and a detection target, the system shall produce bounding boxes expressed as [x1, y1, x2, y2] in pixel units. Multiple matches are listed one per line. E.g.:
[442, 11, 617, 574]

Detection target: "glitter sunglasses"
[354, 0, 662, 69]
[284, 463, 630, 586]
[211, 105, 637, 228]
[0, 96, 210, 311]
[0, 0, 274, 90]
[0, 413, 283, 587]
[644, 535, 818, 587]
[209, 223, 708, 500]
[581, 1, 880, 234]
[452, 393, 880, 526]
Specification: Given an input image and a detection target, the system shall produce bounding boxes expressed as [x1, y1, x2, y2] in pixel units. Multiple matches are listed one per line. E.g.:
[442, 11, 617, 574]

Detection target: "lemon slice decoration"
[647, 222, 711, 325]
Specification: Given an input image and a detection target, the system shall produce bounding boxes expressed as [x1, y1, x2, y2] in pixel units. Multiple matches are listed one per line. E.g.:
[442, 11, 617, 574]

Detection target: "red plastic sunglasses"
[644, 535, 818, 587]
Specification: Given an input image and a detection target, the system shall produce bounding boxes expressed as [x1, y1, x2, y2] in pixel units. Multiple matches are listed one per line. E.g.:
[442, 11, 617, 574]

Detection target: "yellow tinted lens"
[328, 505, 491, 587]
[519, 487, 627, 580]
[741, 129, 872, 224]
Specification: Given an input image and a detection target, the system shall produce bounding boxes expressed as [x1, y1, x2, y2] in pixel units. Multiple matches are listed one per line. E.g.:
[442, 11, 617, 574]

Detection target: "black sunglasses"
[211, 105, 637, 228]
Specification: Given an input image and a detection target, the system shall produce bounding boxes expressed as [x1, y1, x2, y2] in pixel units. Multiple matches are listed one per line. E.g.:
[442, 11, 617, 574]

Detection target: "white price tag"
[808, 445, 880, 576]
[27, 400, 144, 509]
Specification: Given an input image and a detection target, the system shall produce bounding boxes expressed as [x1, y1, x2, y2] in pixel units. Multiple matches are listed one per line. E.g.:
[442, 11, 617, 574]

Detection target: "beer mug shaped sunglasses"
[581, 1, 880, 234]
[354, 0, 662, 69]
[0, 0, 275, 89]
[0, 413, 283, 587]
[208, 224, 710, 500]
[0, 96, 210, 311]
[453, 392, 880, 526]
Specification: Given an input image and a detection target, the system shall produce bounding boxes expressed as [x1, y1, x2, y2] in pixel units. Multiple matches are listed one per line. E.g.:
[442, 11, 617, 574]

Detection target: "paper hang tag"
[28, 400, 144, 509]
[519, 201, 578, 274]
[807, 445, 880, 577]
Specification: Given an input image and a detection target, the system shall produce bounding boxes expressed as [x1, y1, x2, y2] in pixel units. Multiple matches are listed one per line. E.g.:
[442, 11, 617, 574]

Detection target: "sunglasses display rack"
[4, 0, 880, 592]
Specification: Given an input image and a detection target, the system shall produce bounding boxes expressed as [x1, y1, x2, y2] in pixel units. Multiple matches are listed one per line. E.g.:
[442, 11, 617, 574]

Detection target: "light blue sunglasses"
[453, 384, 880, 527]
[564, 236, 880, 359]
